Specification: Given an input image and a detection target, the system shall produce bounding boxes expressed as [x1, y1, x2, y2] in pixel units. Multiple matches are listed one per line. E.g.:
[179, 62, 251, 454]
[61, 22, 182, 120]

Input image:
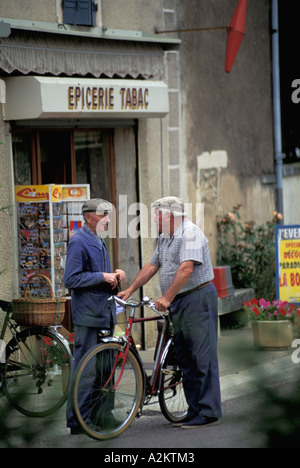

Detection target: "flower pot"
[251, 320, 293, 349]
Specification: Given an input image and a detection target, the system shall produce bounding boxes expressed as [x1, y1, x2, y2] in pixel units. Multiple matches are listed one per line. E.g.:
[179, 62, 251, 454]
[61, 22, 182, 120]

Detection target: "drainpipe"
[272, 0, 284, 221]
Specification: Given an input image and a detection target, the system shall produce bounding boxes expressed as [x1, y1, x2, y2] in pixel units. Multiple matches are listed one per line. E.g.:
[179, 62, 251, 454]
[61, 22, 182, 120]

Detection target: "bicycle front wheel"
[2, 327, 72, 417]
[158, 342, 188, 423]
[72, 342, 144, 440]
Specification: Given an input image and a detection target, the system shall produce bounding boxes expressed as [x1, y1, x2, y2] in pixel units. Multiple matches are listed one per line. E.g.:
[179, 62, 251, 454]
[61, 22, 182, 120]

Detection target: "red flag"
[225, 0, 247, 73]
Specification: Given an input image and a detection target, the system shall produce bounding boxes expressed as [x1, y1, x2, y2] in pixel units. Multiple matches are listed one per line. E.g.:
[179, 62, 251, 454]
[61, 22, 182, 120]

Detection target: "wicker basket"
[13, 274, 66, 327]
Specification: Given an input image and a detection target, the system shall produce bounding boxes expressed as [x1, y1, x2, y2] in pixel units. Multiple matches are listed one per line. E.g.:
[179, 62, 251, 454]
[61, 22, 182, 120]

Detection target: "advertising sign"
[275, 225, 300, 304]
[4, 77, 169, 120]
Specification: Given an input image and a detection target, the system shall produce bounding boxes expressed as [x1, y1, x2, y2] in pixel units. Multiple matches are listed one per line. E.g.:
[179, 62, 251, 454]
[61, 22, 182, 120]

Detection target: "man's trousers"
[170, 283, 222, 420]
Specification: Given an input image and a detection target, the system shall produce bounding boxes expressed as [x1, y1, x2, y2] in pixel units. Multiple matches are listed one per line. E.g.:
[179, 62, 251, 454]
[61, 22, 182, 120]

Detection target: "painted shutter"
[63, 0, 96, 26]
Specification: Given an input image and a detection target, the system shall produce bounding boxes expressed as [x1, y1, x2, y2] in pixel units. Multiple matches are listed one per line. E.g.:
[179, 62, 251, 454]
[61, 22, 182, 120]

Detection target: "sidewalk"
[1, 325, 298, 448]
[139, 325, 298, 401]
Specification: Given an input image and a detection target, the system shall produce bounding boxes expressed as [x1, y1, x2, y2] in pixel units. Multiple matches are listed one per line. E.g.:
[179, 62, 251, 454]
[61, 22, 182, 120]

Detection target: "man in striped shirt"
[118, 196, 222, 428]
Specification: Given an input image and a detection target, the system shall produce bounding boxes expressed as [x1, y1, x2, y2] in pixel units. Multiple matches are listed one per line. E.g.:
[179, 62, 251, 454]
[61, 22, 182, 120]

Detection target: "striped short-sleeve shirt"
[150, 218, 214, 296]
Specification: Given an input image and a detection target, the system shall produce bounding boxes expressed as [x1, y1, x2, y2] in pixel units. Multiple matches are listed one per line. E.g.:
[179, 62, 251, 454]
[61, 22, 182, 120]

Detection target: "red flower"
[67, 332, 74, 343]
[250, 298, 258, 306]
[253, 307, 260, 316]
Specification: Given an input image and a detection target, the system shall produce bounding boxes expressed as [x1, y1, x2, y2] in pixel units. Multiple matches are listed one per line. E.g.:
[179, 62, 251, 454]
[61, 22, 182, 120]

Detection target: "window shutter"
[63, 0, 96, 26]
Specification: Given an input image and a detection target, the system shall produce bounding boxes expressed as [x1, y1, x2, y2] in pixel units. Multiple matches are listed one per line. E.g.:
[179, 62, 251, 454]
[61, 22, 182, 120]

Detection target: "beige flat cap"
[152, 196, 186, 214]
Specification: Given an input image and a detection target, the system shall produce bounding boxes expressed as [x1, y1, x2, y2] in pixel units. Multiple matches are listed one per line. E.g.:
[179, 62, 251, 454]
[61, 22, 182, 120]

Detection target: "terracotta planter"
[251, 320, 293, 349]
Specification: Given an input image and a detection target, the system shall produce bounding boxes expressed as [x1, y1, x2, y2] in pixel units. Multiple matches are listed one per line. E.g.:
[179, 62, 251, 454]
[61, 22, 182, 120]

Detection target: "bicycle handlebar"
[109, 295, 168, 318]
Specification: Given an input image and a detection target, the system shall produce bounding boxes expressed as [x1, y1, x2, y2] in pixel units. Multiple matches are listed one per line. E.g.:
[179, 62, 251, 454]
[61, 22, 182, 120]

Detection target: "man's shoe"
[181, 415, 219, 429]
[173, 414, 195, 427]
[70, 426, 84, 435]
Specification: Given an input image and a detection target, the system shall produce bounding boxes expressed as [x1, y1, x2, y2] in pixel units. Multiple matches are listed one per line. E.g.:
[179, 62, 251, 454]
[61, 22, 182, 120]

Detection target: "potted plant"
[243, 298, 300, 349]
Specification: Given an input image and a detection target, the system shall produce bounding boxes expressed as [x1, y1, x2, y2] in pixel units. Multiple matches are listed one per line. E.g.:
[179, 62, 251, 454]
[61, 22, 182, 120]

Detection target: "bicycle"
[72, 295, 188, 440]
[0, 299, 73, 417]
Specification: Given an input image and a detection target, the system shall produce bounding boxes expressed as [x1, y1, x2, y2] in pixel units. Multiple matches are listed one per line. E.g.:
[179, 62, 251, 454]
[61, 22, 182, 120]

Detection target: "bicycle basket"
[13, 274, 66, 327]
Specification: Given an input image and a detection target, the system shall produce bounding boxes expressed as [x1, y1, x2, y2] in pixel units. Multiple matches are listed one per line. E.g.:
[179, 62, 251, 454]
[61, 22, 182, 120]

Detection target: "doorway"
[12, 127, 116, 264]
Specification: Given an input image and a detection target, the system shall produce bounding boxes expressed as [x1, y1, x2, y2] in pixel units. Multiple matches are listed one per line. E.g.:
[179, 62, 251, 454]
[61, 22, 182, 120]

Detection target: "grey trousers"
[170, 283, 222, 419]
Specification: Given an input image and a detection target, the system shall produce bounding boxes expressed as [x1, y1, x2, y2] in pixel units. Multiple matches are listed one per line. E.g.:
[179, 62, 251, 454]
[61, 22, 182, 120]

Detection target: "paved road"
[1, 328, 299, 449]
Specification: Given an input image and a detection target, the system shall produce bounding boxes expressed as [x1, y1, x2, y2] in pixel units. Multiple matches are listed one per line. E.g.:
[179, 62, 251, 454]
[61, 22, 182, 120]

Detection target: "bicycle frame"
[103, 297, 176, 407]
[0, 301, 15, 341]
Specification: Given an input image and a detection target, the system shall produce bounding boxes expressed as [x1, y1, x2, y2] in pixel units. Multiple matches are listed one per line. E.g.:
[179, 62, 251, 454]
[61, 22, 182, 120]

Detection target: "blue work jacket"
[64, 225, 116, 328]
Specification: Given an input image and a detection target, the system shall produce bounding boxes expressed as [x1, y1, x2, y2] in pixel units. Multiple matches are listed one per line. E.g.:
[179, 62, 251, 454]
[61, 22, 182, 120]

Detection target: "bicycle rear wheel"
[158, 342, 188, 423]
[2, 327, 72, 417]
[72, 341, 144, 440]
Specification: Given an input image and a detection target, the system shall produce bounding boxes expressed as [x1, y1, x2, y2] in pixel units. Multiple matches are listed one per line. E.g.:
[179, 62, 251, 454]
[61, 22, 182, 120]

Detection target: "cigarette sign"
[275, 225, 300, 304]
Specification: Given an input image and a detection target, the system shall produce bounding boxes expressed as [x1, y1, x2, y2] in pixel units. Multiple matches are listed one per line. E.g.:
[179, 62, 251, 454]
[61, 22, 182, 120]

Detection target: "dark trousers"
[66, 325, 102, 428]
[170, 283, 222, 419]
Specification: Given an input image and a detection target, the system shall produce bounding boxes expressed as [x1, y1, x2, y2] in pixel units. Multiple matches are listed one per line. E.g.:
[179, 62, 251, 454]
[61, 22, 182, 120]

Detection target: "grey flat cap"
[82, 198, 113, 214]
[152, 196, 185, 214]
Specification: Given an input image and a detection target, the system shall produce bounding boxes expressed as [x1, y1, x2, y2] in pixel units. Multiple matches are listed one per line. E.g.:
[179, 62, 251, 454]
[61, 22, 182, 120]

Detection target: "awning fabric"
[0, 30, 164, 79]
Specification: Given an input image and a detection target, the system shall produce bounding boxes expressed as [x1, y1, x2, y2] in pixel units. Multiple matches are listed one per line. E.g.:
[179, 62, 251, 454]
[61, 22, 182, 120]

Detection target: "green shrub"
[216, 205, 281, 300]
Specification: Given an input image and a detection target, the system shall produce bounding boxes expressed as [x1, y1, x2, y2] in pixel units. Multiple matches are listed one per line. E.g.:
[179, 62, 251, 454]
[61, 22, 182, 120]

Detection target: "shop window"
[12, 129, 114, 198]
[12, 134, 32, 185]
[39, 132, 72, 185]
[62, 0, 97, 27]
[74, 130, 111, 200]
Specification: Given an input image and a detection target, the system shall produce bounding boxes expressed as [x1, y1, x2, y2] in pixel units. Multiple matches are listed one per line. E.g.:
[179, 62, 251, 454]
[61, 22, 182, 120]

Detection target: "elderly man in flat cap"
[65, 198, 125, 433]
[119, 196, 222, 429]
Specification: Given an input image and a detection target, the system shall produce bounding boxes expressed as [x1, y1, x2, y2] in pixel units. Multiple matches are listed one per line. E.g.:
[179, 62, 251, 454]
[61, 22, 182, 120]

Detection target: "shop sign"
[4, 77, 169, 120]
[61, 185, 89, 201]
[15, 185, 49, 202]
[275, 225, 300, 304]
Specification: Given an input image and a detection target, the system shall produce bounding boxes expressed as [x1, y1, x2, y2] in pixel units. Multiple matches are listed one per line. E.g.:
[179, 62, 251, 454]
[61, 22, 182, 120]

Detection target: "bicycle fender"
[9, 327, 73, 362]
[160, 337, 173, 369]
[99, 336, 123, 345]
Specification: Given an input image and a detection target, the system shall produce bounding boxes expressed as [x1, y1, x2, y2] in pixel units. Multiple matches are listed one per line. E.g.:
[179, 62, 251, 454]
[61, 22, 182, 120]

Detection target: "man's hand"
[117, 288, 132, 301]
[115, 269, 126, 284]
[155, 297, 170, 313]
[117, 263, 159, 303]
[103, 273, 119, 288]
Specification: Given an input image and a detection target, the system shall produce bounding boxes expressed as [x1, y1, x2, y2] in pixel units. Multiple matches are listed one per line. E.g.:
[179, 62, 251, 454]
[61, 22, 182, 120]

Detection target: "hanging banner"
[275, 225, 300, 304]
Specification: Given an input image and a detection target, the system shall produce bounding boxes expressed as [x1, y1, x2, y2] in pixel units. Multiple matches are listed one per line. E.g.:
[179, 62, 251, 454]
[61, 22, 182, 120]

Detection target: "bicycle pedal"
[162, 369, 174, 375]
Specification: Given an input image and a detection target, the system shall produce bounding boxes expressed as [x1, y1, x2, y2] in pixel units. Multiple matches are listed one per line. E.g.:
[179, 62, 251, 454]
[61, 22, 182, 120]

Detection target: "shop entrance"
[12, 127, 116, 264]
[11, 124, 143, 344]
